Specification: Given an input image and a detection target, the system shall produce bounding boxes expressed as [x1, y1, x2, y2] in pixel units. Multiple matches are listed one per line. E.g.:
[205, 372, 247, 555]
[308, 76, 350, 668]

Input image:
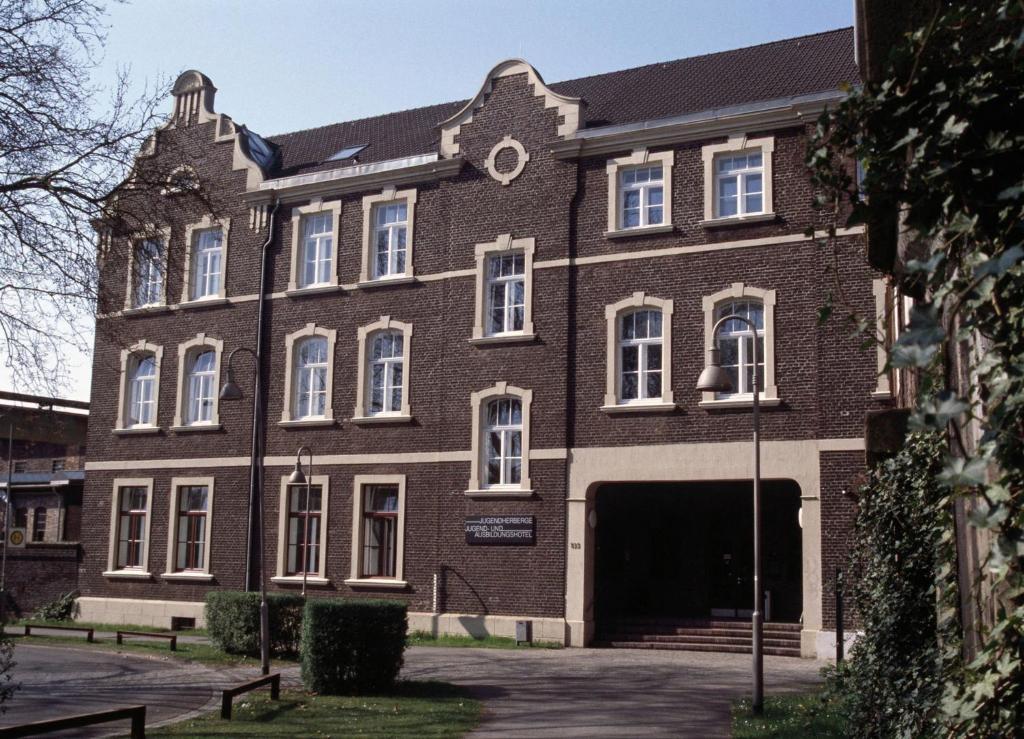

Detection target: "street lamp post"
[697, 313, 764, 716]
[219, 347, 270, 675]
[288, 448, 314, 597]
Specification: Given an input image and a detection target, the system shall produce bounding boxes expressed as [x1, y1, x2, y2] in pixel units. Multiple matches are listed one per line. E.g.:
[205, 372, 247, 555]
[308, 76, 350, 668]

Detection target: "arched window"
[369, 331, 404, 415]
[32, 507, 47, 542]
[13, 507, 27, 529]
[186, 350, 216, 424]
[619, 309, 663, 402]
[484, 397, 523, 487]
[714, 299, 764, 397]
[128, 354, 157, 427]
[294, 337, 328, 419]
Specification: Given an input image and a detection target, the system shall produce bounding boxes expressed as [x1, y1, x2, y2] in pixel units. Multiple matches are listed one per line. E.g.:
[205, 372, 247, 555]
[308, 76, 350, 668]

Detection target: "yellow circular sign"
[8, 530, 24, 546]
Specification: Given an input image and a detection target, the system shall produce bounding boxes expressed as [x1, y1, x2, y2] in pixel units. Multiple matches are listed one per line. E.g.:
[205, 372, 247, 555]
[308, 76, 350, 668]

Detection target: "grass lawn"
[407, 630, 562, 649]
[149, 683, 480, 737]
[732, 692, 850, 738]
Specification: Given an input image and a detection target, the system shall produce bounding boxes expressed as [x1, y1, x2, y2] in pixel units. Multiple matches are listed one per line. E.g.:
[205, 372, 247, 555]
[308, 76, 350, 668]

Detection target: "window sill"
[271, 575, 330, 586]
[356, 276, 417, 289]
[102, 570, 153, 580]
[600, 402, 678, 414]
[464, 488, 535, 499]
[871, 390, 893, 400]
[161, 572, 214, 582]
[701, 213, 776, 228]
[344, 578, 408, 590]
[122, 305, 170, 316]
[278, 418, 336, 428]
[285, 284, 343, 297]
[113, 426, 162, 436]
[350, 414, 413, 425]
[698, 397, 782, 409]
[170, 423, 223, 433]
[604, 224, 675, 239]
[469, 333, 537, 346]
[178, 297, 229, 309]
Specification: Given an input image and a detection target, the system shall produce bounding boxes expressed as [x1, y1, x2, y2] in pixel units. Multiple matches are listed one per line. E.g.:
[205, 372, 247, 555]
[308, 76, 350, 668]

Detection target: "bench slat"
[0, 704, 145, 738]
[221, 673, 280, 719]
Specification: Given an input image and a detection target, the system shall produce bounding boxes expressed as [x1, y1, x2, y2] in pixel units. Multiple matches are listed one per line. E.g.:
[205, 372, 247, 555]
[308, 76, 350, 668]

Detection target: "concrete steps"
[595, 619, 803, 658]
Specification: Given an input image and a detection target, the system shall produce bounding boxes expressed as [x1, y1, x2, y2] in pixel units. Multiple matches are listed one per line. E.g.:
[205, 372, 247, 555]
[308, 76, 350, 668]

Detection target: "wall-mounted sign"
[8, 529, 26, 548]
[465, 515, 535, 545]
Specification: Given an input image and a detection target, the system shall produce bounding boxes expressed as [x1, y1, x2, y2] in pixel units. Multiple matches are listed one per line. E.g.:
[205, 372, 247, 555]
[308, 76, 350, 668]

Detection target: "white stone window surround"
[171, 333, 224, 431]
[471, 234, 536, 345]
[346, 474, 408, 589]
[124, 226, 171, 311]
[700, 282, 780, 408]
[181, 215, 231, 304]
[162, 476, 215, 581]
[272, 473, 330, 585]
[352, 316, 413, 424]
[605, 148, 675, 237]
[287, 199, 342, 293]
[280, 323, 337, 427]
[466, 382, 533, 497]
[602, 292, 676, 413]
[701, 135, 775, 226]
[358, 187, 417, 286]
[871, 278, 893, 399]
[115, 340, 164, 434]
[103, 477, 154, 579]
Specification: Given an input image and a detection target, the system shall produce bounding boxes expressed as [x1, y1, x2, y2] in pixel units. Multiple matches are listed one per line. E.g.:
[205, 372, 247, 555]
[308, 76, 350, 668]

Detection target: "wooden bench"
[221, 673, 280, 720]
[0, 704, 145, 737]
[22, 623, 94, 642]
[116, 630, 177, 651]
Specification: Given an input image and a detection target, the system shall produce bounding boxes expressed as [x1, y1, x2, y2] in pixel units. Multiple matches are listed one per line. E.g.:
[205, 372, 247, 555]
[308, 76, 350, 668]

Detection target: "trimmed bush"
[300, 598, 407, 694]
[205, 591, 305, 657]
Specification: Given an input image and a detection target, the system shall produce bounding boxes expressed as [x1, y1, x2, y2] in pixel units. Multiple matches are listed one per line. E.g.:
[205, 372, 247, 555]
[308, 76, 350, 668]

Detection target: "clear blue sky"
[12, 0, 853, 401]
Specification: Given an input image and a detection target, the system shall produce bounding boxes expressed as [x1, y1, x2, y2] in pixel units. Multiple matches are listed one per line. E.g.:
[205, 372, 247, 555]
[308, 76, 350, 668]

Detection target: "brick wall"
[820, 450, 865, 630]
[0, 543, 81, 617]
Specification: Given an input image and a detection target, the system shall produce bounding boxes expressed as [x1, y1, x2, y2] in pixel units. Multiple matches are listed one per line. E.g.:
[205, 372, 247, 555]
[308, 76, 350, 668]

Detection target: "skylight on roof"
[325, 144, 367, 162]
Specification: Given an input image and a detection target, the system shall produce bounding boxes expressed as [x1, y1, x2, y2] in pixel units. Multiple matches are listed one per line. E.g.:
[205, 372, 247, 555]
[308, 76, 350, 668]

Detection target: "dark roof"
[267, 28, 856, 177]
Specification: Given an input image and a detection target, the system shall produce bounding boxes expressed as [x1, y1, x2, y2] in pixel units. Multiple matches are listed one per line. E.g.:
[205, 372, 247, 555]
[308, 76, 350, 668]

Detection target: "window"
[13, 461, 25, 474]
[467, 382, 533, 495]
[619, 309, 664, 402]
[51, 459, 65, 472]
[116, 486, 148, 569]
[472, 235, 535, 343]
[175, 485, 208, 571]
[131, 238, 165, 308]
[281, 324, 336, 425]
[13, 507, 27, 528]
[348, 475, 406, 587]
[182, 216, 230, 302]
[701, 135, 775, 222]
[359, 188, 417, 284]
[603, 292, 676, 411]
[288, 202, 341, 292]
[286, 485, 322, 576]
[294, 337, 328, 420]
[116, 341, 163, 432]
[172, 333, 223, 430]
[700, 283, 779, 407]
[32, 507, 47, 542]
[605, 149, 674, 235]
[353, 318, 412, 423]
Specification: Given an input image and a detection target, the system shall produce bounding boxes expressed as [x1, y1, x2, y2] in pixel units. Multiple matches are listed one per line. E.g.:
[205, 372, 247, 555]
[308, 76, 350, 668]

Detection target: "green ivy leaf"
[909, 391, 970, 430]
[941, 115, 969, 138]
[974, 245, 1024, 278]
[937, 456, 988, 488]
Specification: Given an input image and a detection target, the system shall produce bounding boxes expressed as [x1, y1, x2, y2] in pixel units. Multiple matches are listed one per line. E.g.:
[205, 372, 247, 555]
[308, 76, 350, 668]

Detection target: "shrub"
[205, 592, 305, 657]
[300, 598, 407, 694]
[33, 591, 77, 621]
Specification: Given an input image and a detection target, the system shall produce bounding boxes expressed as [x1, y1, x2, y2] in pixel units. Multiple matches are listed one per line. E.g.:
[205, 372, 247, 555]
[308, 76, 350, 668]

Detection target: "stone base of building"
[76, 596, 206, 629]
[812, 628, 860, 660]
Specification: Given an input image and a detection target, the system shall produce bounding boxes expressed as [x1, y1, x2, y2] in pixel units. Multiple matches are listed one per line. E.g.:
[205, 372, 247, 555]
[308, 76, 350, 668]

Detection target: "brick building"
[80, 28, 885, 656]
[0, 392, 87, 615]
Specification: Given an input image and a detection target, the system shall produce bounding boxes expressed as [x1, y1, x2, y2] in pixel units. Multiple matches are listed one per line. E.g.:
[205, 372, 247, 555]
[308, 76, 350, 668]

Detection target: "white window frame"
[104, 477, 154, 579]
[701, 135, 775, 224]
[287, 200, 341, 293]
[181, 215, 230, 303]
[346, 474, 407, 589]
[115, 341, 164, 433]
[602, 292, 676, 412]
[280, 323, 337, 426]
[353, 316, 413, 423]
[272, 474, 330, 585]
[172, 333, 224, 430]
[700, 283, 780, 408]
[872, 278, 892, 399]
[471, 234, 536, 344]
[162, 476, 215, 581]
[467, 382, 533, 496]
[359, 187, 417, 285]
[124, 226, 170, 310]
[605, 149, 674, 236]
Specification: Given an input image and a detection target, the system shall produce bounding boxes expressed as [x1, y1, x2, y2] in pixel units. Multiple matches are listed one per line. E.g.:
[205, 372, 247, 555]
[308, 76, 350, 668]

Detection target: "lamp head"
[218, 368, 242, 401]
[288, 460, 306, 485]
[696, 347, 735, 393]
